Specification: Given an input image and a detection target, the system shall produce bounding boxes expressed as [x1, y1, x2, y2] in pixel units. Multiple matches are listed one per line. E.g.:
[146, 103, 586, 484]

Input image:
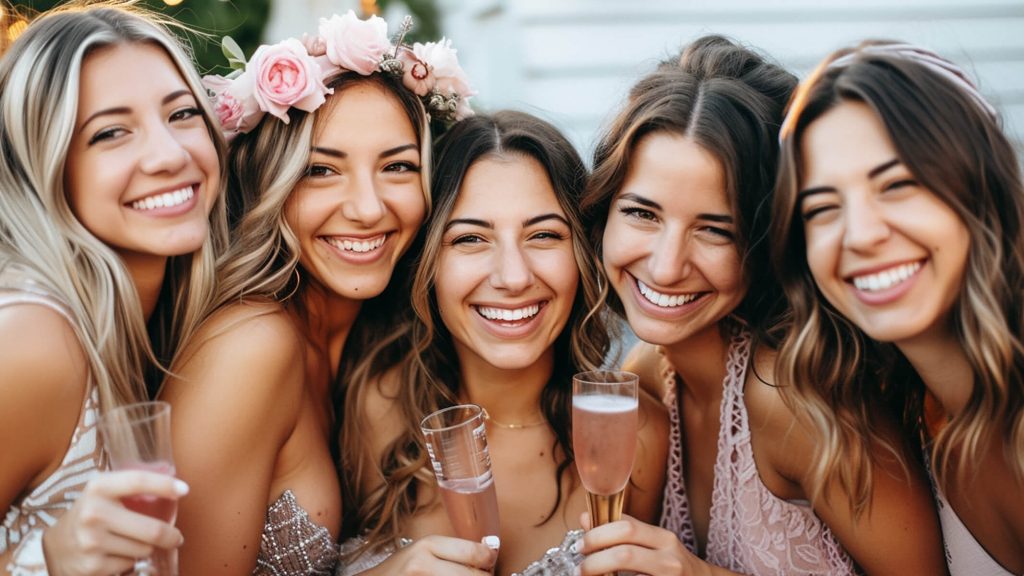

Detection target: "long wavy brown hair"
[771, 41, 1024, 505]
[338, 111, 610, 554]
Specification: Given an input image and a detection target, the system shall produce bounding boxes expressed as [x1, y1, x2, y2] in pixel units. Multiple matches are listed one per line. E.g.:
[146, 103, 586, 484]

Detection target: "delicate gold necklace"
[482, 407, 546, 430]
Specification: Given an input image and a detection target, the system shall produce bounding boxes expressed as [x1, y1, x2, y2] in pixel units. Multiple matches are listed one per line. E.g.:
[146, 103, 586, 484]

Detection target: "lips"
[475, 303, 542, 322]
[636, 279, 700, 308]
[323, 233, 387, 254]
[128, 185, 194, 211]
[849, 260, 923, 292]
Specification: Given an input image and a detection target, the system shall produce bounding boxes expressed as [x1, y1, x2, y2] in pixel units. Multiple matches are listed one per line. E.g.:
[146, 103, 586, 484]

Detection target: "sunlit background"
[4, 0, 1023, 159]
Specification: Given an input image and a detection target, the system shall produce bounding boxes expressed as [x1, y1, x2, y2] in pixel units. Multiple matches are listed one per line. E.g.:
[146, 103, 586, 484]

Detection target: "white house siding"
[439, 0, 1024, 162]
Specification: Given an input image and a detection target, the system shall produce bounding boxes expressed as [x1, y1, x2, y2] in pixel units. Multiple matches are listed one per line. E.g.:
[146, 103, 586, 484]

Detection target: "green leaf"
[221, 36, 247, 70]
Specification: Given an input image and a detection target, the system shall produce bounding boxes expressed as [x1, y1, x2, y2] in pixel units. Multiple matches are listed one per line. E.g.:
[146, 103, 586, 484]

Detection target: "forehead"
[313, 82, 416, 147]
[452, 154, 565, 218]
[800, 100, 899, 182]
[78, 42, 187, 109]
[622, 131, 730, 212]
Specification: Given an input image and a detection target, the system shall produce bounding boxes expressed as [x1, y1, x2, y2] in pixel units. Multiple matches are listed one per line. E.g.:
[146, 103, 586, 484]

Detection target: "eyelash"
[170, 107, 203, 122]
[384, 161, 420, 174]
[305, 164, 336, 178]
[620, 205, 657, 221]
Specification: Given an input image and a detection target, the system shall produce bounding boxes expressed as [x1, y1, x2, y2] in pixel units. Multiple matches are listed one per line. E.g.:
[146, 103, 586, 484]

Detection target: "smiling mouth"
[850, 261, 922, 292]
[637, 279, 701, 308]
[475, 302, 544, 324]
[324, 234, 387, 254]
[129, 186, 194, 210]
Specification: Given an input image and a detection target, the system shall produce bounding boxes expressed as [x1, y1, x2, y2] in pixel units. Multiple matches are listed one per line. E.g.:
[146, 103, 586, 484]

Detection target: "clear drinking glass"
[421, 404, 501, 544]
[572, 370, 639, 529]
[98, 401, 178, 576]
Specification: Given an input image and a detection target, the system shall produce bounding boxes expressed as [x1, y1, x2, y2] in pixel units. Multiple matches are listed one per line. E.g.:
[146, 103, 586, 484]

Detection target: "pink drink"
[572, 395, 638, 495]
[438, 475, 501, 542]
[118, 461, 178, 522]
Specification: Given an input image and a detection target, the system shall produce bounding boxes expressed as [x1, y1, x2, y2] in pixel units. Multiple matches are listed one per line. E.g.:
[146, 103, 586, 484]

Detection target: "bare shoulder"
[0, 303, 88, 509]
[621, 341, 668, 402]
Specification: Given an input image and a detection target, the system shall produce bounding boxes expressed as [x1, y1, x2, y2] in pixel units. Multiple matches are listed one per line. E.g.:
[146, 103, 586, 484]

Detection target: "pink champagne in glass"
[120, 461, 178, 523]
[572, 371, 639, 529]
[437, 474, 501, 542]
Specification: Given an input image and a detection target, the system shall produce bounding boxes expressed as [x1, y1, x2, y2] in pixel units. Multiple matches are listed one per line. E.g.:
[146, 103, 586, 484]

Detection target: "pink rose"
[397, 47, 435, 96]
[300, 33, 327, 57]
[202, 73, 264, 139]
[248, 38, 331, 122]
[319, 10, 392, 76]
[414, 39, 475, 97]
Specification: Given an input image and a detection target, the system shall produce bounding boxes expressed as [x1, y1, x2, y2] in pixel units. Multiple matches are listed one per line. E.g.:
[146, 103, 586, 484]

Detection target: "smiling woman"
[0, 3, 228, 574]
[338, 110, 668, 576]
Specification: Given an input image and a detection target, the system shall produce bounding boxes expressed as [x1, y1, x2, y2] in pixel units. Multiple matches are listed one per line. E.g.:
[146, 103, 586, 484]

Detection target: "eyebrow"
[443, 213, 571, 232]
[79, 89, 193, 131]
[620, 192, 731, 223]
[797, 157, 902, 201]
[311, 142, 418, 160]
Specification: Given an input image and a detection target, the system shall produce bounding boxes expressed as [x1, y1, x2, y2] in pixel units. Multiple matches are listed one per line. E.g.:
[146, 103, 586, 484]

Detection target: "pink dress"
[658, 329, 858, 575]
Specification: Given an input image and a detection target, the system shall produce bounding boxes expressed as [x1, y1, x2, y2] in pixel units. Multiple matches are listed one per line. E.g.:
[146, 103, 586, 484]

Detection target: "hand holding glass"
[572, 371, 639, 528]
[421, 404, 501, 544]
[98, 401, 178, 576]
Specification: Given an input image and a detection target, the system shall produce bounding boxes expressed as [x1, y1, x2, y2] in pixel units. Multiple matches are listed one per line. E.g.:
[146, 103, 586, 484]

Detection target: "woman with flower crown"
[0, 2, 227, 574]
[569, 36, 948, 575]
[335, 110, 668, 576]
[158, 11, 475, 575]
[769, 41, 1024, 574]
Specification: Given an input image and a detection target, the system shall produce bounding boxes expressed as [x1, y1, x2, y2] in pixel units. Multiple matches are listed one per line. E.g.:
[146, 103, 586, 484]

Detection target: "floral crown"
[202, 10, 475, 141]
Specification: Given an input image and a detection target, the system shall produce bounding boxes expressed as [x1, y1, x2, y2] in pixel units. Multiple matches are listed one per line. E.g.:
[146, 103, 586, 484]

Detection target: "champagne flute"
[421, 404, 501, 545]
[572, 371, 639, 529]
[98, 401, 178, 576]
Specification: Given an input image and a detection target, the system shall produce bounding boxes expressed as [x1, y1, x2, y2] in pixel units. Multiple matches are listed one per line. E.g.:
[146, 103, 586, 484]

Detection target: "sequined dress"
[0, 270, 104, 576]
[255, 489, 339, 575]
[658, 329, 859, 575]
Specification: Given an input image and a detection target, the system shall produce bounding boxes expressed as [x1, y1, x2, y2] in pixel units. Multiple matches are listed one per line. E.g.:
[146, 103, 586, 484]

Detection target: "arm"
[160, 304, 304, 575]
[0, 304, 182, 576]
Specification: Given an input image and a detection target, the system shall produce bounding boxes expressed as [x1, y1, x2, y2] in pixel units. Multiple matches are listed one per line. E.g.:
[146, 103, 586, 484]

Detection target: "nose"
[490, 240, 534, 293]
[841, 194, 890, 251]
[341, 171, 385, 226]
[138, 122, 190, 175]
[647, 229, 691, 286]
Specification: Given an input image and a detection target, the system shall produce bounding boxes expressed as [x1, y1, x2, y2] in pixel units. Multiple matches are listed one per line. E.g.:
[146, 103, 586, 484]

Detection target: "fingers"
[578, 516, 673, 554]
[578, 543, 685, 575]
[101, 504, 184, 550]
[423, 534, 499, 570]
[83, 469, 189, 501]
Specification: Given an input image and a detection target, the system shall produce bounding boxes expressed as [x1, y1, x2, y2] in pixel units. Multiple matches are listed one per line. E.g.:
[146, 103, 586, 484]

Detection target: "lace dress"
[0, 275, 104, 576]
[255, 489, 339, 575]
[658, 330, 859, 575]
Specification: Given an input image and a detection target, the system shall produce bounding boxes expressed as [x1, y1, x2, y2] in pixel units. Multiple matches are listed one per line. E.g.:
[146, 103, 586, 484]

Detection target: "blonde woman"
[0, 2, 227, 574]
[160, 11, 473, 574]
[771, 41, 1024, 574]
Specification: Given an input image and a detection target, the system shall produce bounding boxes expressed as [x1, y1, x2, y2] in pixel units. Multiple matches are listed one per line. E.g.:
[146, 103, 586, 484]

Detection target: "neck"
[121, 253, 169, 322]
[898, 328, 973, 417]
[662, 322, 730, 407]
[296, 278, 362, 383]
[458, 349, 553, 426]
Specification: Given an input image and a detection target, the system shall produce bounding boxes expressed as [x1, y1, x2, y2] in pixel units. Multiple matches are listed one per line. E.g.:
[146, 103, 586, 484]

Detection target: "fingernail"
[482, 535, 500, 550]
[173, 479, 190, 496]
[570, 538, 583, 555]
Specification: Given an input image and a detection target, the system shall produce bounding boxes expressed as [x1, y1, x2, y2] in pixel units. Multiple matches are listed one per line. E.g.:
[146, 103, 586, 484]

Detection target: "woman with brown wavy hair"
[338, 110, 667, 575]
[771, 41, 1024, 574]
[573, 36, 947, 575]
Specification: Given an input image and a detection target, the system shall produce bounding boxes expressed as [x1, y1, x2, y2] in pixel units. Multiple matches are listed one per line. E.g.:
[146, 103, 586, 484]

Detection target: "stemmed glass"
[98, 401, 178, 576]
[421, 404, 501, 544]
[572, 371, 639, 529]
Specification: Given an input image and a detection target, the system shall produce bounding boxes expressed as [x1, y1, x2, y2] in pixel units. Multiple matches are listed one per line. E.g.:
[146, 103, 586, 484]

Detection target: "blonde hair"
[0, 0, 228, 411]
[772, 41, 1024, 503]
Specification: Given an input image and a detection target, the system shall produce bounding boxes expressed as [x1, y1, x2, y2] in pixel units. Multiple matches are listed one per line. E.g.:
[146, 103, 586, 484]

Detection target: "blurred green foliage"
[378, 0, 439, 44]
[9, 0, 270, 73]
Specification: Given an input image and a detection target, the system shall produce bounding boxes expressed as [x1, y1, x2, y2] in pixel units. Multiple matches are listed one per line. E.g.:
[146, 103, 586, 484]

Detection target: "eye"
[883, 178, 918, 192]
[305, 164, 338, 178]
[619, 205, 658, 222]
[169, 106, 203, 123]
[529, 230, 567, 242]
[801, 203, 837, 222]
[383, 161, 420, 174]
[88, 126, 129, 145]
[450, 233, 485, 246]
[699, 226, 734, 241]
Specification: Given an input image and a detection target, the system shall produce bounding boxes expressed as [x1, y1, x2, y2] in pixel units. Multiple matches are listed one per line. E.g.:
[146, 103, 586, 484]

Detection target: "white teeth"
[637, 279, 698, 308]
[130, 186, 194, 211]
[326, 235, 386, 253]
[852, 261, 922, 292]
[477, 304, 541, 322]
